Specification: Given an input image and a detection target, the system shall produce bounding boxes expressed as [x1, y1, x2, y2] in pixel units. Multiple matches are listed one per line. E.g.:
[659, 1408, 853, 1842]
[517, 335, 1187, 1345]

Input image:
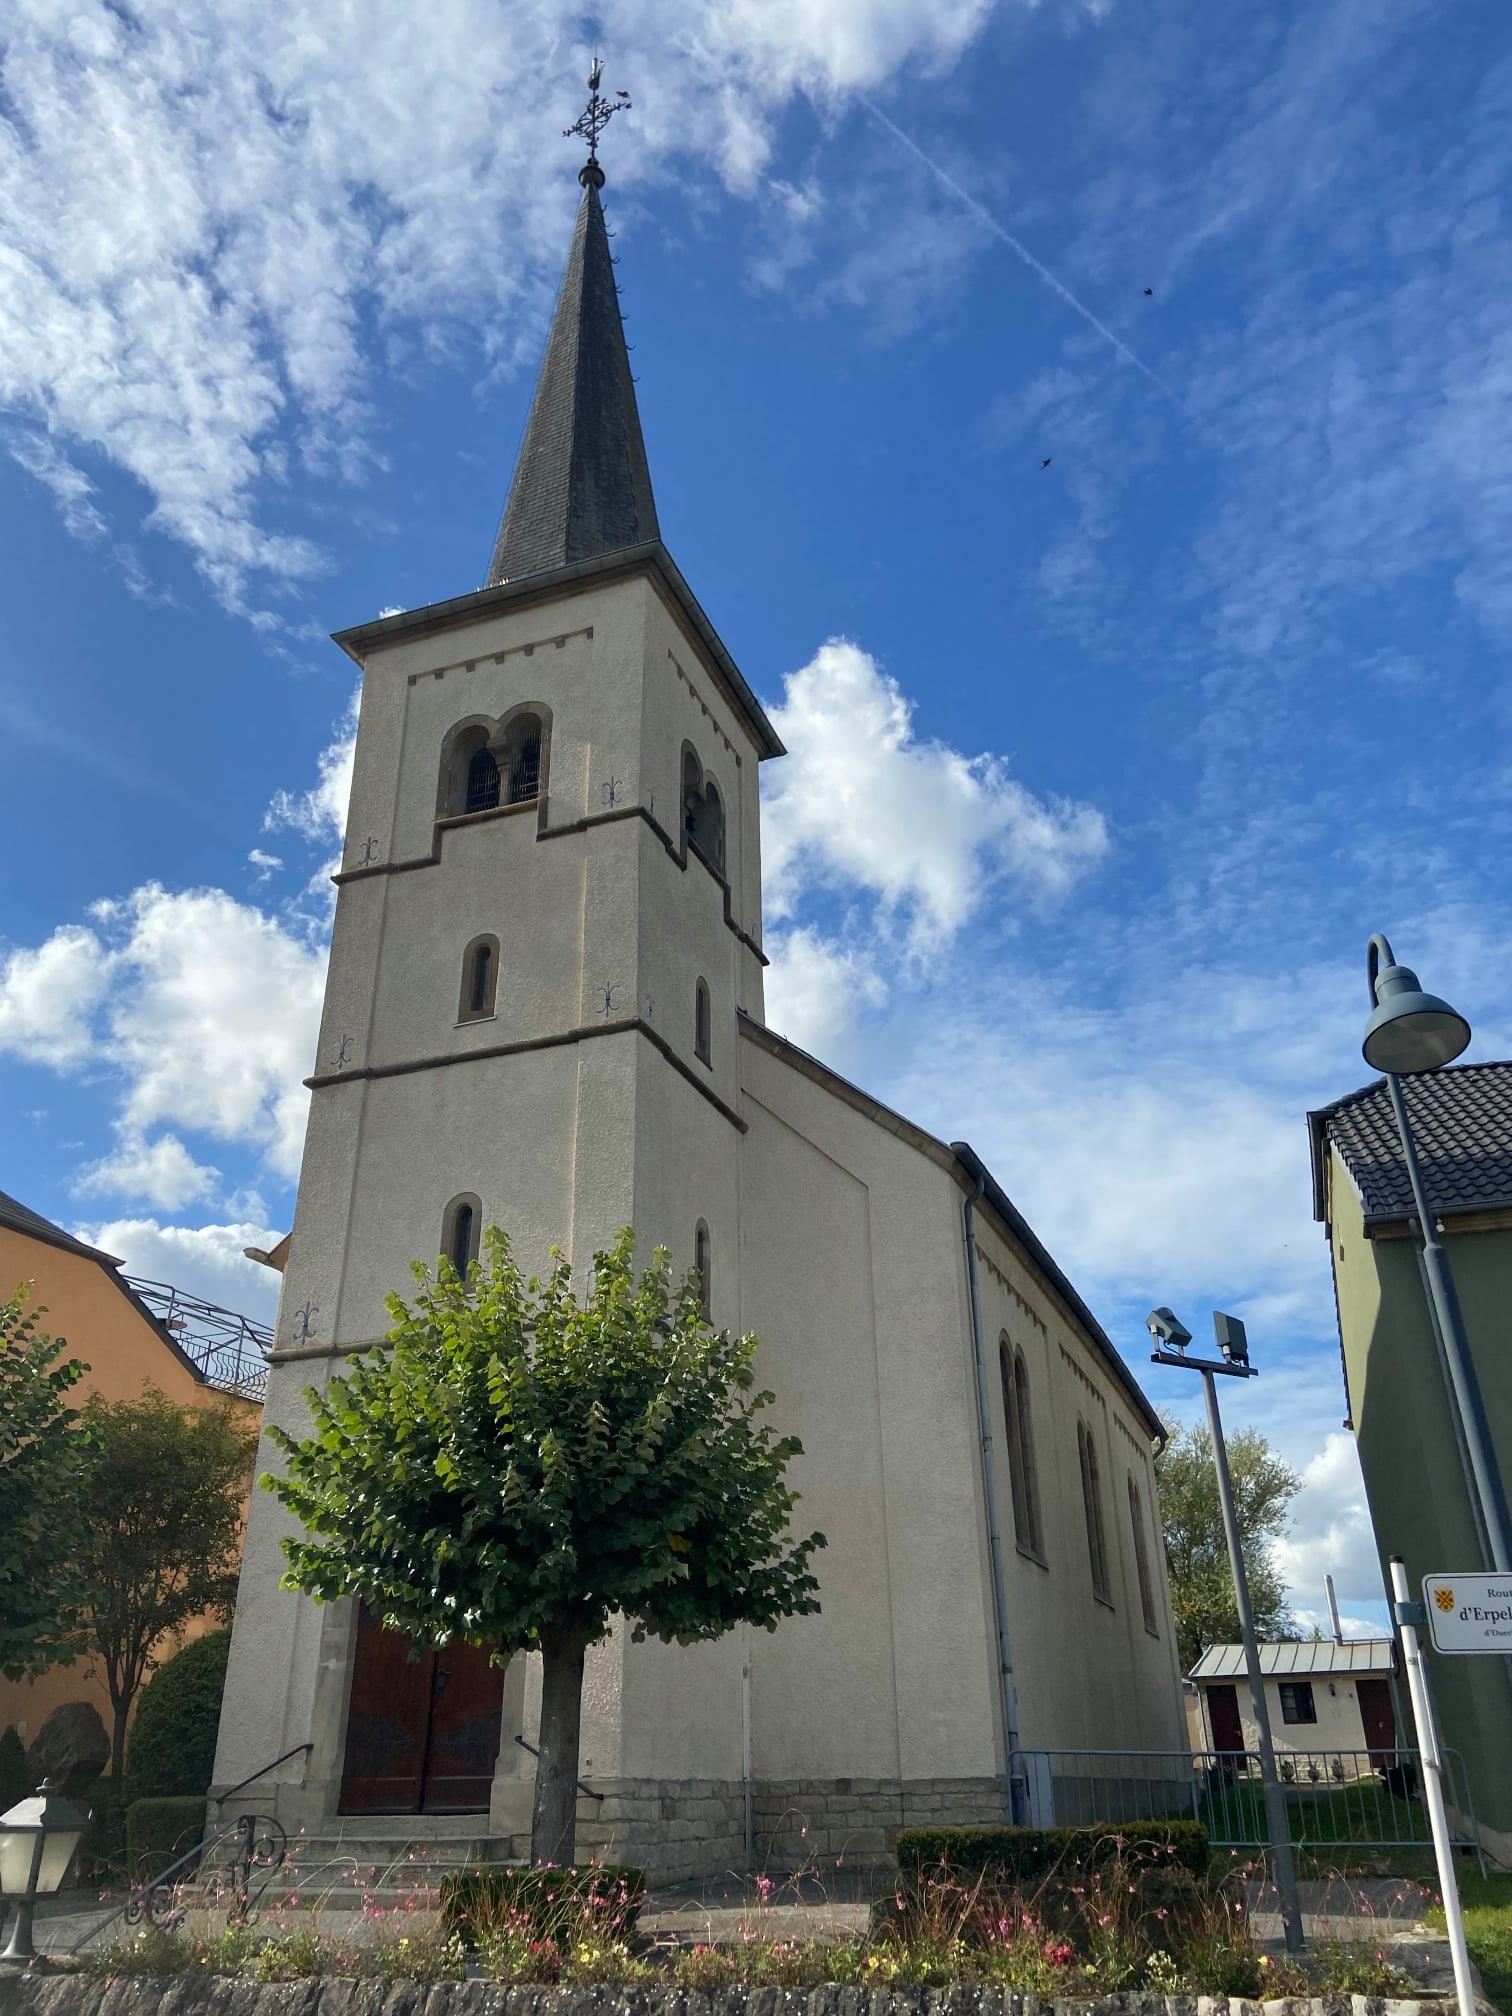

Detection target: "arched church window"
[502, 710, 543, 805]
[466, 746, 501, 813]
[681, 745, 727, 876]
[695, 978, 712, 1065]
[459, 935, 499, 1022]
[999, 1336, 1043, 1561]
[694, 1220, 711, 1320]
[1128, 1472, 1159, 1636]
[441, 1194, 481, 1278]
[700, 782, 726, 875]
[1077, 1419, 1112, 1605]
[682, 748, 703, 844]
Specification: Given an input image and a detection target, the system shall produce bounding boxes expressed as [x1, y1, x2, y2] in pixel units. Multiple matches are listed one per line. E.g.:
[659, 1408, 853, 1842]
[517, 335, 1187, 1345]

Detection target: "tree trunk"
[531, 1620, 587, 1866]
[109, 1695, 129, 1784]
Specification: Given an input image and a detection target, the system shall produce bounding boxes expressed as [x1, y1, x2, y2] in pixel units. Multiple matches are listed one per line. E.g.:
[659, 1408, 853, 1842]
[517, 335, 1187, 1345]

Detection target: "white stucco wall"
[1195, 1672, 1393, 1757]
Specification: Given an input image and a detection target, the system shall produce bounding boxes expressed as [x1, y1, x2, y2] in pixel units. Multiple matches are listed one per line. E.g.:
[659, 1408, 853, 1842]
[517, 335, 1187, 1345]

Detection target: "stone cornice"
[306, 1014, 748, 1135]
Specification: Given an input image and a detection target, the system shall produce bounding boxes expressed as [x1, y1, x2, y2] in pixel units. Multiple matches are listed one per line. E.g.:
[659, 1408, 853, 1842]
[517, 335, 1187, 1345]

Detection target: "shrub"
[126, 1794, 207, 1880]
[894, 1818, 1208, 1885]
[127, 1629, 231, 1800]
[438, 1862, 645, 1948]
[0, 1726, 28, 1810]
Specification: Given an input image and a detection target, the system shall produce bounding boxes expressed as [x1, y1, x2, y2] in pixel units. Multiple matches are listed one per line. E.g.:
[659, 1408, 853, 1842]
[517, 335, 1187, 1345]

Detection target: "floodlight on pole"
[1363, 935, 1471, 1076]
[1148, 1309, 1303, 1953]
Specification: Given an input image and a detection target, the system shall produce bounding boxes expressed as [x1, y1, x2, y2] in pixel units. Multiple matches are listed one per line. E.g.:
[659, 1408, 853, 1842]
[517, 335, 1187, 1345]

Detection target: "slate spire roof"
[486, 165, 660, 587]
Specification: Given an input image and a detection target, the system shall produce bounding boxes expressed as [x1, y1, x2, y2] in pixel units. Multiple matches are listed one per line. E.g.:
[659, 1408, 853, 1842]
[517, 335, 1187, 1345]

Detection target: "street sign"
[1423, 1573, 1512, 1654]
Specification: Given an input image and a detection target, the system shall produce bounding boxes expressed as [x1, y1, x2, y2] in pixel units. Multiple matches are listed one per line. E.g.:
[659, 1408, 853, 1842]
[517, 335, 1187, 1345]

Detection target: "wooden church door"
[1356, 1676, 1396, 1763]
[339, 1604, 505, 1814]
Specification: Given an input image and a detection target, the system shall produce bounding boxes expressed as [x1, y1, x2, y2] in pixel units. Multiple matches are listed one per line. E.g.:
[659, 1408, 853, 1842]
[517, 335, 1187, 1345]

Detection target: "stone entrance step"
[268, 1827, 527, 1913]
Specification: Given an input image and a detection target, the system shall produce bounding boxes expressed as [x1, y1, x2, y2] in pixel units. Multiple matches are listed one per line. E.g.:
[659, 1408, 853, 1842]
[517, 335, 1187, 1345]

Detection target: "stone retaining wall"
[570, 1775, 1011, 1880]
[0, 1983, 1450, 2016]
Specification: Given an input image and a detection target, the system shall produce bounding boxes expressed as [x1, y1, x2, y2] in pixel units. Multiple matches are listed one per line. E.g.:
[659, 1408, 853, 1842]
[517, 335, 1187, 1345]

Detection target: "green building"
[1309, 1063, 1512, 1865]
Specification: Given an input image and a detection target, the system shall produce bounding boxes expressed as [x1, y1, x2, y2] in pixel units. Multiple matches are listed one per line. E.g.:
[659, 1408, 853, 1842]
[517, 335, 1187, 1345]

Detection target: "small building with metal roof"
[1185, 1638, 1400, 1764]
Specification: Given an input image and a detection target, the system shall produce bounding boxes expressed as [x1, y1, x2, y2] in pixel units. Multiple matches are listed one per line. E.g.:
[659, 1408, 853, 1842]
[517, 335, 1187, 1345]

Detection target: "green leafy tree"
[1156, 1419, 1300, 1676]
[264, 1227, 825, 1865]
[0, 1285, 87, 1679]
[65, 1391, 258, 1780]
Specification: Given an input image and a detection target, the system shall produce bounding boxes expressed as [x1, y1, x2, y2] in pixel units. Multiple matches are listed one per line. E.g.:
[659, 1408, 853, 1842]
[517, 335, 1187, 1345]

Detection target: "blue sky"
[3, 0, 1511, 1634]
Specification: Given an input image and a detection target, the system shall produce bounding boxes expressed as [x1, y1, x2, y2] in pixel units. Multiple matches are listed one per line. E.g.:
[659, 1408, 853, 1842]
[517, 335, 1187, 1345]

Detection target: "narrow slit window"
[442, 1194, 481, 1279]
[459, 936, 499, 1022]
[694, 1220, 711, 1320]
[695, 978, 712, 1065]
[999, 1337, 1032, 1554]
[1128, 1472, 1158, 1635]
[1014, 1348, 1043, 1557]
[1078, 1419, 1111, 1604]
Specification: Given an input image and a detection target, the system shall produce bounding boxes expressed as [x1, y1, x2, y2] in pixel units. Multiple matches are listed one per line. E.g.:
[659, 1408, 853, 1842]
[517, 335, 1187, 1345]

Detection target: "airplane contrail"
[863, 99, 1184, 412]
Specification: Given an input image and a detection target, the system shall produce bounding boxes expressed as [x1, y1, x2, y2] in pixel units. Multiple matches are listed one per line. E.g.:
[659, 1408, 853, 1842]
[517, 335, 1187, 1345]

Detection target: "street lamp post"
[0, 1780, 91, 1968]
[1362, 934, 1512, 1574]
[1149, 1307, 1304, 1954]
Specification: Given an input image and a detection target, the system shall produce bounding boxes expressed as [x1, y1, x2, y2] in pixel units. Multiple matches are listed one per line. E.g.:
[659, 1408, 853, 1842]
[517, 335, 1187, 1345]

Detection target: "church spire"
[485, 65, 659, 587]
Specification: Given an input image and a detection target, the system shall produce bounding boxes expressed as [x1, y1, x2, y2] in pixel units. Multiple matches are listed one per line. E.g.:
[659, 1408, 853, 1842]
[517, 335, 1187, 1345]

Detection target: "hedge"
[438, 1864, 646, 1947]
[125, 1796, 208, 1881]
[894, 1819, 1209, 1885]
[128, 1630, 231, 1801]
[78, 1782, 130, 1882]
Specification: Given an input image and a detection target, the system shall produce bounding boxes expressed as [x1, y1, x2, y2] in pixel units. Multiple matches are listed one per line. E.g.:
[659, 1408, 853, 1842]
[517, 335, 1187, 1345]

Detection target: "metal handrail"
[69, 1811, 289, 1952]
[514, 1732, 604, 1800]
[212, 1741, 313, 1809]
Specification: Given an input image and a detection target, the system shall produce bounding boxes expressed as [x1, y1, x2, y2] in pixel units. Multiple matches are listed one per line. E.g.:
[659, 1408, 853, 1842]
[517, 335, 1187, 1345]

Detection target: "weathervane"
[565, 58, 630, 187]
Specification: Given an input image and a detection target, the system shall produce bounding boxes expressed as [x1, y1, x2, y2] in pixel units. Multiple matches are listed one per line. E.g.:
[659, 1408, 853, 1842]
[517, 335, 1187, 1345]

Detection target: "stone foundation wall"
[568, 1775, 1011, 1879]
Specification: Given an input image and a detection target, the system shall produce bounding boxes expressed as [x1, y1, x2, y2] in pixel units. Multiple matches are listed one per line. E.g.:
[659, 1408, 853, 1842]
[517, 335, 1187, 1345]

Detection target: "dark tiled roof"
[0, 1187, 116, 1263]
[1309, 1062, 1512, 1224]
[486, 178, 660, 586]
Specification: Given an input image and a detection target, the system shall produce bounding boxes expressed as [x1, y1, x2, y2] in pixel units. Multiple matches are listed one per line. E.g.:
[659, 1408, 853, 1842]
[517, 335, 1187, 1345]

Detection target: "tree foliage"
[264, 1227, 825, 1863]
[1155, 1419, 1300, 1677]
[0, 1285, 87, 1679]
[65, 1390, 257, 1779]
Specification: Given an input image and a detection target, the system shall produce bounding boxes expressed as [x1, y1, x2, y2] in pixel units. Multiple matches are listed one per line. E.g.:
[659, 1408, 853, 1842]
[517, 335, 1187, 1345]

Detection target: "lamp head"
[1363, 952, 1470, 1076]
[1213, 1311, 1250, 1367]
[1146, 1307, 1192, 1351]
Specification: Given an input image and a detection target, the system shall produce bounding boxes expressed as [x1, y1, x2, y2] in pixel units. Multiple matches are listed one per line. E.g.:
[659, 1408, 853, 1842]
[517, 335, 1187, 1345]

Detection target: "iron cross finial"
[565, 58, 630, 185]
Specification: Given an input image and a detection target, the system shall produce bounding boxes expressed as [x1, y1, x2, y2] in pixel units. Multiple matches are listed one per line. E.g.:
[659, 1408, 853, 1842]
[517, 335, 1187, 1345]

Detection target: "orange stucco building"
[0, 1188, 267, 1750]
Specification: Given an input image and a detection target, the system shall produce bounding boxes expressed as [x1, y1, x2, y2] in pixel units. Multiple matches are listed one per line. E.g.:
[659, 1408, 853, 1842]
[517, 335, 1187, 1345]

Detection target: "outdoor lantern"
[0, 1780, 91, 1968]
[1362, 955, 1471, 1076]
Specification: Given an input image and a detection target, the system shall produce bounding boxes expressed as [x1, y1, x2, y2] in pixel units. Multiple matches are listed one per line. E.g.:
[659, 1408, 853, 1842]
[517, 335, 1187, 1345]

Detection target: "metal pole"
[1389, 1558, 1476, 2016]
[1383, 1071, 1512, 1572]
[1203, 1367, 1305, 1952]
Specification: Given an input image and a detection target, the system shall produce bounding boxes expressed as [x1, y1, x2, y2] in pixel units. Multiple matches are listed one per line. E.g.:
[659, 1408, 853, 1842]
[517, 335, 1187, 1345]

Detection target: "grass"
[1199, 1774, 1443, 1878]
[1427, 1871, 1512, 2015]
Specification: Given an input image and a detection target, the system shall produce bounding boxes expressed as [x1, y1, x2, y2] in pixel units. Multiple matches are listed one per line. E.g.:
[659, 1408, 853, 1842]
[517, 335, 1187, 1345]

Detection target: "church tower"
[215, 98, 784, 1849]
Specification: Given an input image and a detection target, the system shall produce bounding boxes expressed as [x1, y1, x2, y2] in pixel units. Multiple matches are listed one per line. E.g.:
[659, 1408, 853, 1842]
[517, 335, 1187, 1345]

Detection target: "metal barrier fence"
[1010, 1747, 1484, 1875]
[126, 1275, 273, 1401]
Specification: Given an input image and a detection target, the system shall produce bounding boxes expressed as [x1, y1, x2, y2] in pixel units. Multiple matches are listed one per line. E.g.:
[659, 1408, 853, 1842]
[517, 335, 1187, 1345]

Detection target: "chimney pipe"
[1325, 1573, 1344, 1645]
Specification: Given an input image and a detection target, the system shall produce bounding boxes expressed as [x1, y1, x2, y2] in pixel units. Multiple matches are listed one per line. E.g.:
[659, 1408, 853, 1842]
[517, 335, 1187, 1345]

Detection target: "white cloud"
[763, 639, 1108, 953]
[247, 848, 282, 884]
[0, 0, 1032, 609]
[1, 885, 327, 1182]
[764, 926, 886, 1054]
[0, 925, 111, 1067]
[73, 1130, 220, 1212]
[7, 432, 107, 541]
[77, 1215, 282, 1324]
[265, 687, 359, 845]
[1275, 1431, 1388, 1619]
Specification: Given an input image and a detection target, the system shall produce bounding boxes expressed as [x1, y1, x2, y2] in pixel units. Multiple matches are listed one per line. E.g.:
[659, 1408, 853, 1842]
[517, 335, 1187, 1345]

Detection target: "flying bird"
[1041, 457, 1052, 469]
[1143, 287, 1154, 297]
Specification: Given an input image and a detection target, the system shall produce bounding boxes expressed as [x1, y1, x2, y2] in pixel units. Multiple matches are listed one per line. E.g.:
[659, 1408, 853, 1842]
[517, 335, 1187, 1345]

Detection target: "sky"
[3, 0, 1511, 1641]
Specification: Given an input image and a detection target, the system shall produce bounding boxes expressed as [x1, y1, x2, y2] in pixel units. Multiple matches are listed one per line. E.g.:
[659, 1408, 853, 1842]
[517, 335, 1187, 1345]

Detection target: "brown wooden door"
[1357, 1676, 1396, 1762]
[423, 1639, 506, 1812]
[339, 1605, 505, 1814]
[1207, 1682, 1244, 1754]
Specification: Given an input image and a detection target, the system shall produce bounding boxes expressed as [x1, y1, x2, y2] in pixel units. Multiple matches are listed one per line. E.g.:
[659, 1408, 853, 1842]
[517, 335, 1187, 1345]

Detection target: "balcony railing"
[125, 1276, 273, 1402]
